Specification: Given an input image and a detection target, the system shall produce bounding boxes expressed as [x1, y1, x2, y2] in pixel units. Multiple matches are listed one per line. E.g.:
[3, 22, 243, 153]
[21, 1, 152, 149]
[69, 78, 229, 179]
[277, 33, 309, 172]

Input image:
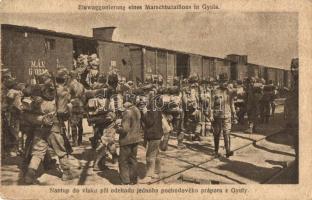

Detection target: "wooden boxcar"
[1, 24, 291, 87]
[1, 24, 73, 82]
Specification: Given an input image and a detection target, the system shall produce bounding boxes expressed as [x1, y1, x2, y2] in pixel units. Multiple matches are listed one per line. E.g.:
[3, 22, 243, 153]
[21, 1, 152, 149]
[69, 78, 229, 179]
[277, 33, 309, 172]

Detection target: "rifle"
[51, 73, 73, 154]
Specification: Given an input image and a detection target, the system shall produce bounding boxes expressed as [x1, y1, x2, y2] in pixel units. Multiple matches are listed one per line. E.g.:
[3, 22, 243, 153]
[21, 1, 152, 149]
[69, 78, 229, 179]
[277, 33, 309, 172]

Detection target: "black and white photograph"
[0, 0, 311, 199]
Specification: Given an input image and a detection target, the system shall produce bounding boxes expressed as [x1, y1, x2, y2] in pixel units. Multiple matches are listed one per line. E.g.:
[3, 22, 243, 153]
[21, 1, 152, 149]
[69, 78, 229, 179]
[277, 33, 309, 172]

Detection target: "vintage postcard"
[0, 0, 311, 199]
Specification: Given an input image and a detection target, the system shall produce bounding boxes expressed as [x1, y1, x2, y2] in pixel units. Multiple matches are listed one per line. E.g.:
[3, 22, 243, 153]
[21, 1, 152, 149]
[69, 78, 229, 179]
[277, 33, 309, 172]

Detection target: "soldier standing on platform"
[199, 78, 213, 136]
[260, 80, 275, 124]
[245, 77, 263, 133]
[183, 75, 201, 141]
[68, 70, 85, 146]
[211, 73, 236, 158]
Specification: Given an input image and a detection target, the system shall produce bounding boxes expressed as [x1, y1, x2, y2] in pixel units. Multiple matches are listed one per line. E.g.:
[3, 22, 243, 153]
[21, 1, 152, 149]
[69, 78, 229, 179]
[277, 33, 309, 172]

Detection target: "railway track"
[150, 128, 295, 185]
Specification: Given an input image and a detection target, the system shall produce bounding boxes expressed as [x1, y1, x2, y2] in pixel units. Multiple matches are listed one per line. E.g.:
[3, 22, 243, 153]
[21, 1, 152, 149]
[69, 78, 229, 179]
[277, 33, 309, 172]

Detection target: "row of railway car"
[1, 24, 292, 88]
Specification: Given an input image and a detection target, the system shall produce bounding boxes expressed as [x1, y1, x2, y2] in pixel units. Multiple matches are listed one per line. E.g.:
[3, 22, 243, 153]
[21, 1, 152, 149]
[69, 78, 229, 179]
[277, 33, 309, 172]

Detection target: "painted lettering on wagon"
[29, 59, 46, 75]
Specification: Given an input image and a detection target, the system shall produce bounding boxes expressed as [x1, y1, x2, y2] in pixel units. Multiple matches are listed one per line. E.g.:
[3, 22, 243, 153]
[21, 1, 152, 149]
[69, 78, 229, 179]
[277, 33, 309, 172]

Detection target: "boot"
[93, 154, 107, 171]
[89, 137, 98, 149]
[245, 122, 253, 133]
[177, 132, 186, 149]
[193, 133, 202, 141]
[43, 153, 57, 171]
[24, 168, 38, 185]
[224, 134, 234, 158]
[78, 130, 83, 146]
[252, 125, 257, 133]
[214, 136, 220, 157]
[177, 141, 186, 150]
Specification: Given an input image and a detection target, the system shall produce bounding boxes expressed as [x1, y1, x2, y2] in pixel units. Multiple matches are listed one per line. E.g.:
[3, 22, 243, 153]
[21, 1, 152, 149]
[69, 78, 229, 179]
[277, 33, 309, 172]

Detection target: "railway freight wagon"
[1, 24, 74, 82]
[128, 46, 177, 86]
[97, 41, 132, 80]
[1, 24, 291, 87]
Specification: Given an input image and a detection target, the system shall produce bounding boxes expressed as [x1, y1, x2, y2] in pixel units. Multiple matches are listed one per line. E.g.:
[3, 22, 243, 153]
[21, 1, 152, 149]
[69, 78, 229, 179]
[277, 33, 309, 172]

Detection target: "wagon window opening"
[44, 38, 56, 51]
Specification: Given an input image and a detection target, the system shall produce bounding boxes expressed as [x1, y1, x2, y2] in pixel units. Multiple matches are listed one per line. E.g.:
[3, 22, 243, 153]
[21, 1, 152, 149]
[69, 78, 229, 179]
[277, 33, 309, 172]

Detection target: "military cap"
[41, 81, 55, 100]
[36, 69, 51, 83]
[189, 74, 199, 84]
[126, 81, 134, 87]
[145, 75, 152, 83]
[3, 77, 17, 89]
[182, 78, 188, 84]
[56, 67, 69, 79]
[69, 70, 79, 78]
[173, 76, 180, 85]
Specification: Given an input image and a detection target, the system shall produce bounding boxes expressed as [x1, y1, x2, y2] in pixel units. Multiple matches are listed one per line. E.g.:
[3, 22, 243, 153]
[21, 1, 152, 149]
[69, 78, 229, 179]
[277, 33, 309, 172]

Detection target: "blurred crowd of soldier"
[1, 54, 298, 185]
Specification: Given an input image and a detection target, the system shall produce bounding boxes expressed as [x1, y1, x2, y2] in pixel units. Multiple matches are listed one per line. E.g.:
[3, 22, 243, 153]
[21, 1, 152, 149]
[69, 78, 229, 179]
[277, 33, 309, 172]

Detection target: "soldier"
[162, 77, 185, 149]
[183, 74, 201, 141]
[199, 78, 213, 136]
[86, 73, 112, 149]
[234, 80, 246, 125]
[1, 69, 16, 158]
[23, 79, 79, 184]
[68, 70, 85, 146]
[284, 58, 298, 178]
[87, 55, 100, 87]
[116, 98, 142, 185]
[6, 81, 25, 156]
[93, 112, 118, 171]
[55, 68, 71, 141]
[211, 73, 236, 158]
[245, 77, 263, 133]
[260, 80, 275, 123]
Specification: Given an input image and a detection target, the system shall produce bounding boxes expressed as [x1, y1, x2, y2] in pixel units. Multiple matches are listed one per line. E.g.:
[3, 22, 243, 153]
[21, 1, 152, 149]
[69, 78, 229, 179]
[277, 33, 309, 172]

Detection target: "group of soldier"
[1, 54, 298, 184]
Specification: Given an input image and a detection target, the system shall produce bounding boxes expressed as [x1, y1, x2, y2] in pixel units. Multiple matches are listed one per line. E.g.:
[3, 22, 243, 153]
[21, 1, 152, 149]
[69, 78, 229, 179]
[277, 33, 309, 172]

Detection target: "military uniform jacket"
[211, 87, 235, 119]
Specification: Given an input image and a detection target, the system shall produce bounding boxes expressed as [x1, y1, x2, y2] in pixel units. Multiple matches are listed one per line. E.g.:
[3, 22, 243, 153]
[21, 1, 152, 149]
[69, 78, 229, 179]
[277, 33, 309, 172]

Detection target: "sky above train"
[0, 2, 298, 70]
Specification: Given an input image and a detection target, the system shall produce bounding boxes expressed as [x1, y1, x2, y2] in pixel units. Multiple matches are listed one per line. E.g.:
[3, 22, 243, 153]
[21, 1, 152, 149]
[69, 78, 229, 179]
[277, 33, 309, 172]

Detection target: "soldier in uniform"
[55, 68, 71, 141]
[86, 73, 113, 149]
[87, 54, 100, 87]
[260, 80, 275, 124]
[199, 78, 213, 136]
[85, 73, 119, 170]
[163, 76, 184, 149]
[93, 111, 118, 171]
[68, 70, 85, 146]
[284, 58, 298, 180]
[23, 78, 79, 184]
[1, 68, 16, 158]
[6, 81, 25, 156]
[234, 80, 246, 125]
[182, 74, 201, 141]
[245, 77, 263, 133]
[211, 73, 236, 158]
